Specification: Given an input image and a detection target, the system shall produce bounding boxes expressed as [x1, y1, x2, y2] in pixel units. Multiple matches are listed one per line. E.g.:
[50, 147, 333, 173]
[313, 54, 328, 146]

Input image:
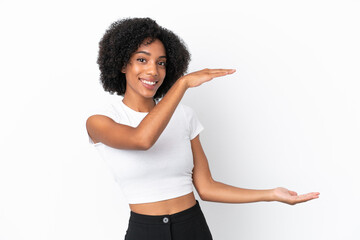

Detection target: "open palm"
[182, 68, 236, 88]
[273, 187, 320, 205]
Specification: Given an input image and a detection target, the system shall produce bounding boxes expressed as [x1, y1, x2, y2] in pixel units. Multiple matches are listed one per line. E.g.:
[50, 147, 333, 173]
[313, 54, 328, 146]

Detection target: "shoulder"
[179, 103, 198, 120]
[86, 98, 124, 145]
[86, 97, 123, 123]
[179, 103, 204, 140]
[180, 103, 192, 112]
[155, 98, 194, 118]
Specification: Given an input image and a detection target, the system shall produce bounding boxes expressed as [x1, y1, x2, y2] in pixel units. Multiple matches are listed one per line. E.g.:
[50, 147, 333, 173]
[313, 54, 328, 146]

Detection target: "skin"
[120, 38, 167, 112]
[86, 38, 320, 215]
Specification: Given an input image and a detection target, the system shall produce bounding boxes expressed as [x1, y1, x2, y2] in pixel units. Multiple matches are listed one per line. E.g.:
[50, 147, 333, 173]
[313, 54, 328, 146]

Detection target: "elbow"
[135, 134, 154, 151]
[133, 126, 158, 150]
[199, 190, 211, 201]
[197, 187, 207, 200]
[197, 180, 216, 201]
[128, 128, 151, 150]
[138, 141, 153, 151]
[199, 192, 207, 201]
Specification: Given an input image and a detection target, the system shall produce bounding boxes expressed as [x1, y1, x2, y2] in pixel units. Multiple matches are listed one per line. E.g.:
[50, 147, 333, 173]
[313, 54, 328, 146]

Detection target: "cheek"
[124, 67, 140, 83]
[129, 64, 141, 74]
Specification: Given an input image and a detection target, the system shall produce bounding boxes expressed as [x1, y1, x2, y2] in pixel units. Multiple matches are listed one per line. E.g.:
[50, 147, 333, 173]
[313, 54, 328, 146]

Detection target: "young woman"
[86, 17, 320, 240]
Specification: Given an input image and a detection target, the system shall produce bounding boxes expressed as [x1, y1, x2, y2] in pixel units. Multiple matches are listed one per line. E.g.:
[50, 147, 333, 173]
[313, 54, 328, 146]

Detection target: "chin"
[140, 91, 157, 99]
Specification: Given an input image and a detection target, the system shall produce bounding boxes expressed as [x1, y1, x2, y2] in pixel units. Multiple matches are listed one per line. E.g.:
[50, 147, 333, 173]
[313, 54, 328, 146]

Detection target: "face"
[121, 38, 167, 99]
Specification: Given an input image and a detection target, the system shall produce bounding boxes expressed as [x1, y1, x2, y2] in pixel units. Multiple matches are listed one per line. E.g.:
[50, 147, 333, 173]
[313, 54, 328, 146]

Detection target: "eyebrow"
[134, 51, 167, 59]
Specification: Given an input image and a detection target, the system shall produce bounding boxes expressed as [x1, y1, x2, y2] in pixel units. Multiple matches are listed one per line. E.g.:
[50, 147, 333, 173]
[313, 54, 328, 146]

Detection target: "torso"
[129, 192, 196, 215]
[89, 100, 198, 215]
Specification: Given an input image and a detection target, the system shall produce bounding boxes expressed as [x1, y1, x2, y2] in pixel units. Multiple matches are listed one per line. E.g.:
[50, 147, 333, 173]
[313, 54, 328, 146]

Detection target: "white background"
[1, 0, 359, 239]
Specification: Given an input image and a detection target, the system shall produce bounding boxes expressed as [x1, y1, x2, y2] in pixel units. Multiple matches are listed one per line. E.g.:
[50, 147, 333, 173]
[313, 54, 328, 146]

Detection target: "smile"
[139, 78, 158, 89]
[140, 79, 157, 85]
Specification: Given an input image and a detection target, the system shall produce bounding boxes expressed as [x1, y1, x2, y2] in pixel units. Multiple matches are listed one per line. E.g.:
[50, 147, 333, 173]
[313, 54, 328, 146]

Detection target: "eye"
[137, 58, 146, 63]
[158, 61, 166, 66]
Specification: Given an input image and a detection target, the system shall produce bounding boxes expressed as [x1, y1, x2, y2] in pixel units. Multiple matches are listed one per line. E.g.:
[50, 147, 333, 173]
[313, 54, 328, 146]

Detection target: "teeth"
[141, 79, 156, 85]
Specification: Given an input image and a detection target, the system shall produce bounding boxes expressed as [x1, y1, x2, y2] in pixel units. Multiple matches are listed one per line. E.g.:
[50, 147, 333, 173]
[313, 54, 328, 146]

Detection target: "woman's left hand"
[272, 187, 320, 205]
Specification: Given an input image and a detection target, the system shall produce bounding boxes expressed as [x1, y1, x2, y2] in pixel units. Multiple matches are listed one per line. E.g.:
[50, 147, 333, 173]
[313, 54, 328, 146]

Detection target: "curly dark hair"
[97, 17, 191, 99]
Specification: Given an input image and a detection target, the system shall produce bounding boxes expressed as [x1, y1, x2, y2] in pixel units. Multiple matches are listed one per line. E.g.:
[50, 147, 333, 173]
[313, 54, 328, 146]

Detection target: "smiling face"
[121, 38, 167, 100]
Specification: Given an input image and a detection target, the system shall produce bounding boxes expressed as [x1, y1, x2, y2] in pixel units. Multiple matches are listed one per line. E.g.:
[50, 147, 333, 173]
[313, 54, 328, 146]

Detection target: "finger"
[209, 71, 235, 78]
[294, 192, 320, 203]
[209, 72, 232, 79]
[207, 69, 236, 74]
[304, 192, 320, 198]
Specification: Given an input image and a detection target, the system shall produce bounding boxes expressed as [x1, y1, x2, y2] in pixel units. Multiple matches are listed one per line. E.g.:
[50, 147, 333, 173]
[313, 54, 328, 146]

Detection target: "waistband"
[129, 200, 202, 225]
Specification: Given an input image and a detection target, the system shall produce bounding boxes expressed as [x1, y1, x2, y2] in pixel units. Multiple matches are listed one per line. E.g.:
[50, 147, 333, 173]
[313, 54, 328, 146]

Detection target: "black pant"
[124, 200, 213, 240]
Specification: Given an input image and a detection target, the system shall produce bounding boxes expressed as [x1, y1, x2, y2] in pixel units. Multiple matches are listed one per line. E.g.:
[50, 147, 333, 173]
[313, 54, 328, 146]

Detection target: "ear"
[121, 66, 126, 74]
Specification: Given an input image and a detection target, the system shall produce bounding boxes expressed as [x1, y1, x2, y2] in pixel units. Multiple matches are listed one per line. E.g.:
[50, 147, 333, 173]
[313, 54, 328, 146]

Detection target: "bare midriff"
[129, 192, 197, 215]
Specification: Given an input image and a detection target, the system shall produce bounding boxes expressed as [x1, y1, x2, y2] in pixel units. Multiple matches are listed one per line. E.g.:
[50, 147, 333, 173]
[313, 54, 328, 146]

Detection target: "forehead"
[135, 38, 166, 55]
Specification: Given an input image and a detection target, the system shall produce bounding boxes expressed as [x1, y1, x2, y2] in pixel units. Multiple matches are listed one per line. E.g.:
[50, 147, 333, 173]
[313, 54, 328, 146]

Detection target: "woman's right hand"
[180, 68, 236, 88]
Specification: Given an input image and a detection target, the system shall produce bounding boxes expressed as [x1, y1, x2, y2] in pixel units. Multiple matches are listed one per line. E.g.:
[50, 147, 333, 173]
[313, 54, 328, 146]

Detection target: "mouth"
[139, 78, 158, 89]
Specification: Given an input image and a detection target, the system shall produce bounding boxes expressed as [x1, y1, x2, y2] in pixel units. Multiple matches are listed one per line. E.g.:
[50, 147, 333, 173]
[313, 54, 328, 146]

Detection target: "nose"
[146, 61, 158, 77]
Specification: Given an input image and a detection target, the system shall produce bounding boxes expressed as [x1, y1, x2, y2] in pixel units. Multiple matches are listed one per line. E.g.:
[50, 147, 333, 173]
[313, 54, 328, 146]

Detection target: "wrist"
[266, 189, 276, 202]
[177, 76, 189, 89]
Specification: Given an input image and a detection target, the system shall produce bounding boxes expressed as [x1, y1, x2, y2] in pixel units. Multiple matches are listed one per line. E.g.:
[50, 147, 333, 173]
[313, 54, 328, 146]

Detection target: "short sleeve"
[181, 104, 204, 140]
[86, 102, 120, 146]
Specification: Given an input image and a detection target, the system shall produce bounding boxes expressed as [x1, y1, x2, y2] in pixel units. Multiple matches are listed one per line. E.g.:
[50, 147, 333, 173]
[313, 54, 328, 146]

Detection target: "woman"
[86, 17, 320, 240]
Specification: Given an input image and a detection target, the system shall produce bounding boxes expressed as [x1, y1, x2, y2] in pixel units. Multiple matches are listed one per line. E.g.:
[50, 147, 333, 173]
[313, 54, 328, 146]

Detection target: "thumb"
[288, 190, 298, 196]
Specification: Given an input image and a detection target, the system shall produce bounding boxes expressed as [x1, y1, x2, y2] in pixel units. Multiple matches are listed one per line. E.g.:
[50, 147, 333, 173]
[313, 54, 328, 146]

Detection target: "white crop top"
[87, 97, 204, 204]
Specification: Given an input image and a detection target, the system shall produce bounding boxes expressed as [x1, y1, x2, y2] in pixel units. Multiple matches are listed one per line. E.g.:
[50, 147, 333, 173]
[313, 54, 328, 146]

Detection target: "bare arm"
[191, 135, 320, 205]
[86, 68, 236, 150]
[202, 182, 319, 205]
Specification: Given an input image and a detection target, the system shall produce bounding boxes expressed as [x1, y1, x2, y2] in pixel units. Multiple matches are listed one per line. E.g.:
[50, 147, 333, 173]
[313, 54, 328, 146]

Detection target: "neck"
[122, 92, 155, 112]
